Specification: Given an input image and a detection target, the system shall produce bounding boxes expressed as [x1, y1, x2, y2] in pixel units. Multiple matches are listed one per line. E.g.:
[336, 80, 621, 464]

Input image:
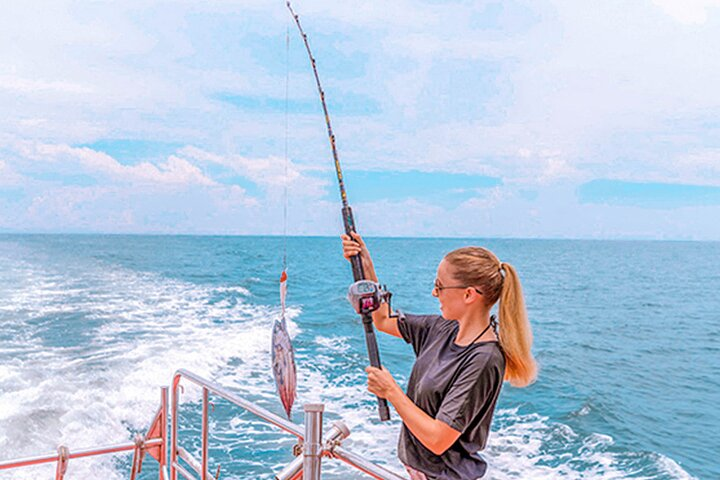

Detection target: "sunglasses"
[433, 279, 482, 295]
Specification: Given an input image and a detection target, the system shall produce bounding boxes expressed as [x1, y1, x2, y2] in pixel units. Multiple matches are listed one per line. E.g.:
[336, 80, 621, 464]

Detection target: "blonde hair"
[444, 247, 537, 387]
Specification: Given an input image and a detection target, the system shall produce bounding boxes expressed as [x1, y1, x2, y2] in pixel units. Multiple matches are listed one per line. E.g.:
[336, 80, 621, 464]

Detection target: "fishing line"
[283, 23, 290, 272]
[271, 13, 297, 421]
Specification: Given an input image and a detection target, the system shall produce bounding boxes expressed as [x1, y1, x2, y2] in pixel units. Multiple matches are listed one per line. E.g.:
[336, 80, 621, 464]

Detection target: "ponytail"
[498, 263, 537, 387]
[444, 247, 537, 388]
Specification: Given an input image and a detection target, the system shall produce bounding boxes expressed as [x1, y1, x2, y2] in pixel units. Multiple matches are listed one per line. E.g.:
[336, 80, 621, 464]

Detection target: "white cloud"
[178, 146, 330, 197]
[18, 118, 48, 128]
[26, 143, 216, 187]
[363, 0, 720, 188]
[0, 160, 24, 186]
[209, 184, 259, 210]
[653, 0, 720, 25]
[520, 154, 582, 186]
[287, 0, 440, 30]
[11, 182, 263, 234]
[352, 185, 720, 240]
[353, 198, 447, 236]
[26, 186, 111, 226]
[508, 1, 720, 130]
[0, 75, 92, 95]
[457, 186, 507, 211]
[673, 149, 720, 185]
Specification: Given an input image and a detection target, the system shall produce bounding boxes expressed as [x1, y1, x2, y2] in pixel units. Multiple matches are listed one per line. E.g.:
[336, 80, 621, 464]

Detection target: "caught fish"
[272, 270, 297, 419]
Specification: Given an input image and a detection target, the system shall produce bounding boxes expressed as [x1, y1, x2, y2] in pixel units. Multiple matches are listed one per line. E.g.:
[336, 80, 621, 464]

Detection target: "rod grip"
[363, 314, 391, 422]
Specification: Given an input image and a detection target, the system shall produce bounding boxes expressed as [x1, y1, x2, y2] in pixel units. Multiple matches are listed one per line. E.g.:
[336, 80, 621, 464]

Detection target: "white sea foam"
[482, 408, 699, 480]
[214, 285, 252, 296]
[655, 455, 697, 480]
[0, 255, 297, 479]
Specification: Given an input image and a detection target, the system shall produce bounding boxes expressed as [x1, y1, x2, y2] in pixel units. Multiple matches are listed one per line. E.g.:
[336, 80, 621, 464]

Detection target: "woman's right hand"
[341, 232, 376, 279]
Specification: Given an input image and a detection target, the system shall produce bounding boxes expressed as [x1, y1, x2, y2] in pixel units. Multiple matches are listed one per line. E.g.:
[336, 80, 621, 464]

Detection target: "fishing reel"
[347, 280, 393, 315]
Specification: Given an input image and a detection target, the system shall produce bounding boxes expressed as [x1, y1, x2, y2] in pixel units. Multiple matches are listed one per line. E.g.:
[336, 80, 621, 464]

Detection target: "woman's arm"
[366, 366, 462, 456]
[341, 232, 401, 338]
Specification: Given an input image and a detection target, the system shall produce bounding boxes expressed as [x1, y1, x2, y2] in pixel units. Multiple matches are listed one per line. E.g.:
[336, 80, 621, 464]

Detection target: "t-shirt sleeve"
[435, 354, 500, 434]
[396, 310, 437, 355]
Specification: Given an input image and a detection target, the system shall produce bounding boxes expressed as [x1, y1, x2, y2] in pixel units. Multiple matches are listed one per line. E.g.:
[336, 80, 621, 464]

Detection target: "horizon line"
[0, 231, 717, 243]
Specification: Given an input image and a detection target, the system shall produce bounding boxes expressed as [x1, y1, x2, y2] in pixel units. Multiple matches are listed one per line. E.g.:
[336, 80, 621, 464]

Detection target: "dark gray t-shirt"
[396, 311, 505, 480]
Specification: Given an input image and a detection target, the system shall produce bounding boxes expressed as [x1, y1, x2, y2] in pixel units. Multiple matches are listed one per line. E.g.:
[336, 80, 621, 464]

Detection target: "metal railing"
[0, 370, 407, 479]
[171, 369, 406, 480]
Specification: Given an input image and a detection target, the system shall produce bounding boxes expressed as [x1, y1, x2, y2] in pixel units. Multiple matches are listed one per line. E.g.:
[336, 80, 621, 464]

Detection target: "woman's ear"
[463, 289, 473, 303]
[464, 288, 480, 304]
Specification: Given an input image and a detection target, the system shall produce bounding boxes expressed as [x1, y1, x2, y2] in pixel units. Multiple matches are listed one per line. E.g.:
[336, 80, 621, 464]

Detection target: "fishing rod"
[286, 0, 391, 422]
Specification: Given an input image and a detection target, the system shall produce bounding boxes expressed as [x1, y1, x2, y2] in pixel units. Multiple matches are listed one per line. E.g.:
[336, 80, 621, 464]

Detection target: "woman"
[342, 233, 537, 480]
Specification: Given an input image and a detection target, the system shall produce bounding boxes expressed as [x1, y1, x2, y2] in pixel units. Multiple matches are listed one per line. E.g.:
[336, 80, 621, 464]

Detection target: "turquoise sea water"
[0, 235, 717, 479]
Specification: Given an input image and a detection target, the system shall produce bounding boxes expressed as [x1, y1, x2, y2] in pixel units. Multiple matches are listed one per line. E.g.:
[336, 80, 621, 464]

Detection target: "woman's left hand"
[366, 366, 401, 400]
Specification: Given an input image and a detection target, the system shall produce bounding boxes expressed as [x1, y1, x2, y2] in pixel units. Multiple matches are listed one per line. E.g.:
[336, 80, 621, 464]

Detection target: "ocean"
[0, 234, 717, 479]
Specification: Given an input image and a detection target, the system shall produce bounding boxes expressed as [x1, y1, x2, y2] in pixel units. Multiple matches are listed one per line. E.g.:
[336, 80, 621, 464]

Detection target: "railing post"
[201, 387, 209, 480]
[54, 446, 69, 480]
[160, 387, 169, 480]
[170, 374, 181, 480]
[302, 404, 323, 480]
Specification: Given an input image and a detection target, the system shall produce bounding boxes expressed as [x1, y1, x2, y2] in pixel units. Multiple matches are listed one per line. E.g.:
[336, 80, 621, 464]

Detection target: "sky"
[1, 0, 720, 239]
